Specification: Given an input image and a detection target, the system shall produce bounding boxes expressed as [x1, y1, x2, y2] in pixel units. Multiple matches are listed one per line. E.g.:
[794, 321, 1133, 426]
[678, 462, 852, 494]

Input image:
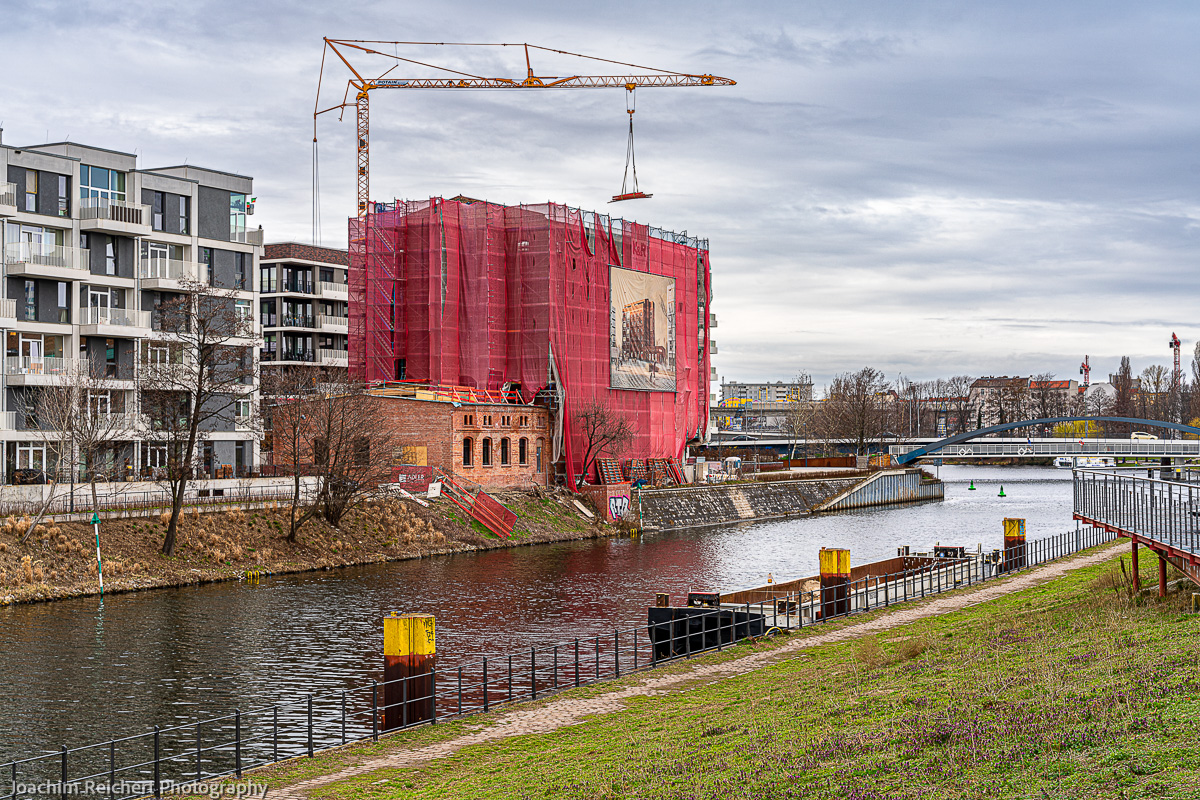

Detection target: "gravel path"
[269, 544, 1122, 799]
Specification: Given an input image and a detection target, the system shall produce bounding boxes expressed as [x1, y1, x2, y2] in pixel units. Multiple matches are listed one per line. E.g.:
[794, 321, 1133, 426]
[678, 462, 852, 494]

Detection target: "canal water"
[0, 465, 1074, 761]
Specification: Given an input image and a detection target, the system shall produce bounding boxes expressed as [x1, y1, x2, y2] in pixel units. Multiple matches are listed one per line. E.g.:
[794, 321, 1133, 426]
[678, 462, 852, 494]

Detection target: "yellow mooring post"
[383, 613, 436, 730]
[1002, 518, 1026, 573]
[819, 547, 851, 619]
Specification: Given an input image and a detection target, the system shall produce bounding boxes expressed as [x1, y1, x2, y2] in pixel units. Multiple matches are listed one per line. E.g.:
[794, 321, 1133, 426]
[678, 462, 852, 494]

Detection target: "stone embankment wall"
[637, 478, 860, 532]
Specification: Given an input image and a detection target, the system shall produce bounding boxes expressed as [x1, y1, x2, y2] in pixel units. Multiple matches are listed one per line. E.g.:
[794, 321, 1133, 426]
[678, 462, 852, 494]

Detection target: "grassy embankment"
[0, 488, 603, 604]
[248, 548, 1200, 800]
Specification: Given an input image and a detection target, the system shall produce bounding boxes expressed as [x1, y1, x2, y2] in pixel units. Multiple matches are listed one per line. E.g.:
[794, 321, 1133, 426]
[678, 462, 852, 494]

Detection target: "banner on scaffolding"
[609, 266, 676, 391]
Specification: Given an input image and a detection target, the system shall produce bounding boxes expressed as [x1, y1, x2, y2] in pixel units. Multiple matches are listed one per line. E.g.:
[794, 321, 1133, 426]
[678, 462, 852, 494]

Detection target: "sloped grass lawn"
[312, 553, 1200, 799]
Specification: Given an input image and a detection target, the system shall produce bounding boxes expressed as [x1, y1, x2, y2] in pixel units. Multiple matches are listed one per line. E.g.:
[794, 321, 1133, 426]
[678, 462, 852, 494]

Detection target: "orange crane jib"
[313, 39, 735, 217]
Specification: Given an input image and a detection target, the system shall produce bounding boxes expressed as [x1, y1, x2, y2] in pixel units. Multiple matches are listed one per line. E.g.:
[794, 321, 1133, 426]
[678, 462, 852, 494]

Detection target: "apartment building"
[0, 139, 262, 481]
[719, 379, 813, 405]
[259, 243, 348, 377]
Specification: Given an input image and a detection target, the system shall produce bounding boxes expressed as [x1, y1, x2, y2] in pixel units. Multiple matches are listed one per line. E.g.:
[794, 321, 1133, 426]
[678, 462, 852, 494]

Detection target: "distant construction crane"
[1170, 332, 1182, 383]
[313, 39, 736, 219]
[1079, 355, 1091, 391]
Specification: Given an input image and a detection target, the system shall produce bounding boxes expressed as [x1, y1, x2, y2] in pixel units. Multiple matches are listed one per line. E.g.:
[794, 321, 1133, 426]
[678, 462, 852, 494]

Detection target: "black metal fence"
[2, 524, 1115, 800]
[1073, 468, 1200, 558]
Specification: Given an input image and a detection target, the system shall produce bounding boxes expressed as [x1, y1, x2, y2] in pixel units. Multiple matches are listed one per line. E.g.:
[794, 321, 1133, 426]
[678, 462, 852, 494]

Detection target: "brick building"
[273, 390, 550, 490]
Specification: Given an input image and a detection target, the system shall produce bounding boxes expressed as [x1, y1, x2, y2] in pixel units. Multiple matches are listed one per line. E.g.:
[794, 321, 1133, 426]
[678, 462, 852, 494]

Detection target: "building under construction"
[349, 197, 712, 488]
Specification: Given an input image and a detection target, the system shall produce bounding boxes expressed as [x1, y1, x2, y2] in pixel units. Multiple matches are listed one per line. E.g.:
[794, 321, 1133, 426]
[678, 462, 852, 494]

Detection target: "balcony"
[4, 242, 90, 280]
[0, 183, 15, 216]
[140, 258, 201, 291]
[79, 307, 151, 337]
[278, 350, 315, 363]
[79, 197, 152, 235]
[0, 298, 15, 322]
[230, 228, 264, 247]
[318, 281, 348, 298]
[235, 414, 252, 430]
[279, 281, 315, 296]
[277, 314, 315, 329]
[318, 314, 348, 332]
[0, 411, 15, 430]
[4, 356, 79, 386]
[709, 340, 718, 355]
[319, 348, 349, 367]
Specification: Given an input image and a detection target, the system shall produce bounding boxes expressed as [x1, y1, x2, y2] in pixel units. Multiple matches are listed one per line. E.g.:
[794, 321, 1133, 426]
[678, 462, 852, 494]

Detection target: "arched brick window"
[482, 437, 492, 466]
[518, 438, 528, 465]
[462, 437, 473, 467]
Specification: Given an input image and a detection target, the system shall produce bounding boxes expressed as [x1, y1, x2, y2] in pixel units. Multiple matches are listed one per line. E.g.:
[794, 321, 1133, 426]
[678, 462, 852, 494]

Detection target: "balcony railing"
[0, 182, 15, 208]
[318, 281, 348, 297]
[318, 314, 349, 329]
[319, 348, 349, 365]
[4, 356, 78, 377]
[231, 228, 264, 246]
[279, 350, 315, 363]
[0, 411, 15, 429]
[4, 242, 90, 271]
[79, 196, 151, 226]
[140, 258, 198, 281]
[81, 307, 151, 328]
[0, 298, 15, 320]
[235, 414, 252, 429]
[282, 281, 314, 294]
[279, 314, 315, 328]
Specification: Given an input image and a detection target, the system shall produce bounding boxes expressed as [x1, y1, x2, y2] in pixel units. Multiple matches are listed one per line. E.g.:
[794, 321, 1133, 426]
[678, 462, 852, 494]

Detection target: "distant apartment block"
[259, 243, 349, 377]
[720, 379, 813, 405]
[1, 139, 262, 480]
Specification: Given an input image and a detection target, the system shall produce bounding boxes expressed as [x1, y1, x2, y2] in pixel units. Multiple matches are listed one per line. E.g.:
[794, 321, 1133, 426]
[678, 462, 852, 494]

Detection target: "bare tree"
[1111, 356, 1136, 437]
[825, 367, 889, 455]
[781, 372, 813, 459]
[21, 361, 132, 536]
[268, 372, 395, 531]
[943, 376, 974, 434]
[573, 397, 635, 482]
[1139, 365, 1170, 421]
[140, 281, 257, 556]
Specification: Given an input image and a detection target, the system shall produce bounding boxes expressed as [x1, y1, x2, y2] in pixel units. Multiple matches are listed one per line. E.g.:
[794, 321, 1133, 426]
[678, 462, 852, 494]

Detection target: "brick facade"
[272, 395, 550, 490]
[263, 242, 350, 266]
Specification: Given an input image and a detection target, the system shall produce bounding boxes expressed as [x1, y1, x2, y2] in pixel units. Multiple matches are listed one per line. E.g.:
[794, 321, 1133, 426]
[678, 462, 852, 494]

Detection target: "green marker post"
[92, 512, 103, 597]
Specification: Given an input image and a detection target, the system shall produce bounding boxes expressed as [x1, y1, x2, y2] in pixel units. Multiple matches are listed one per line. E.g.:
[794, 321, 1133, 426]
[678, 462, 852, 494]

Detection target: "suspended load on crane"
[611, 86, 652, 203]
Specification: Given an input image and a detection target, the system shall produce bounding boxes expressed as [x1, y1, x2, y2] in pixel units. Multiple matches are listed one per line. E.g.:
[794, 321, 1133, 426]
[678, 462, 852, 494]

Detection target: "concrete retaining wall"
[814, 469, 943, 511]
[637, 477, 861, 532]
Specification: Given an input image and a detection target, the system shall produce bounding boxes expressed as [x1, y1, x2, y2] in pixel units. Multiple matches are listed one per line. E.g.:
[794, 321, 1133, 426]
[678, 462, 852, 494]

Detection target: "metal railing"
[0, 524, 1116, 799]
[0, 482, 307, 518]
[278, 314, 314, 329]
[4, 356, 77, 377]
[0, 298, 15, 320]
[0, 182, 15, 208]
[230, 229, 264, 247]
[81, 307, 151, 328]
[318, 281, 348, 297]
[79, 197, 151, 226]
[3, 242, 90, 271]
[891, 439, 1200, 458]
[1073, 469, 1200, 557]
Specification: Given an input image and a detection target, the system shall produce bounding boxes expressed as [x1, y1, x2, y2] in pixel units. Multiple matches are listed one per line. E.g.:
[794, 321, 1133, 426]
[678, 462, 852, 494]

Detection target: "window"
[501, 415, 511, 427]
[177, 196, 189, 235]
[23, 281, 35, 321]
[144, 444, 168, 470]
[236, 253, 248, 290]
[57, 175, 68, 217]
[148, 344, 170, 364]
[353, 436, 370, 466]
[151, 192, 165, 231]
[16, 443, 45, 471]
[24, 171, 36, 213]
[105, 239, 116, 275]
[320, 267, 334, 283]
[230, 194, 247, 241]
[483, 415, 493, 427]
[88, 391, 111, 417]
[519, 438, 528, 465]
[463, 414, 474, 427]
[535, 439, 544, 472]
[481, 438, 492, 466]
[260, 266, 276, 293]
[105, 338, 117, 378]
[235, 398, 251, 420]
[80, 166, 125, 203]
[500, 438, 510, 465]
[235, 299, 251, 321]
[462, 437, 473, 467]
[57, 282, 68, 324]
[201, 247, 214, 285]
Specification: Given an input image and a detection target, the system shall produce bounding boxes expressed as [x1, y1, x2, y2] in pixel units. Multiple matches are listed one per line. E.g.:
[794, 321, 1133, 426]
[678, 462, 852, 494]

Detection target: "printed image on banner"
[610, 265, 676, 391]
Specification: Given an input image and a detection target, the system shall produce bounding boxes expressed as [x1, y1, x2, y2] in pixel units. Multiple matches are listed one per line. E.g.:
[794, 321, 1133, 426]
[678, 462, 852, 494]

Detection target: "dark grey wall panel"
[198, 186, 230, 241]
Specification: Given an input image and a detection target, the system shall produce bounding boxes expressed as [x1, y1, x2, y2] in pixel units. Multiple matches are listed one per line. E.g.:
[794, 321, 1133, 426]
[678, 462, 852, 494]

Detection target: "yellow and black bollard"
[819, 548, 850, 619]
[1002, 518, 1026, 572]
[383, 613, 436, 730]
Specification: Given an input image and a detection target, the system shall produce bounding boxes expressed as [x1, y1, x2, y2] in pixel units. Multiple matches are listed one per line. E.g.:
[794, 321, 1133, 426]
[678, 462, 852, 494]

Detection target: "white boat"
[1055, 456, 1116, 469]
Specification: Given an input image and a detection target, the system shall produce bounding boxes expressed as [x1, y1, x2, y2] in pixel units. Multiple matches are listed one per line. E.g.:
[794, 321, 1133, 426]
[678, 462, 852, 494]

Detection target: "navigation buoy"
[968, 481, 976, 490]
[998, 485, 1006, 497]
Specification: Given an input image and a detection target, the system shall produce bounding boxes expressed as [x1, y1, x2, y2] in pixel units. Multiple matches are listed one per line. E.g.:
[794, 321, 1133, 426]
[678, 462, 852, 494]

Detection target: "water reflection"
[0, 465, 1072, 759]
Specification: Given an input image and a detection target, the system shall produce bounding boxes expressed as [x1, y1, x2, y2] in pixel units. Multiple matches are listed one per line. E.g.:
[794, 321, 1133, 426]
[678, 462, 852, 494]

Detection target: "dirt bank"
[0, 487, 610, 606]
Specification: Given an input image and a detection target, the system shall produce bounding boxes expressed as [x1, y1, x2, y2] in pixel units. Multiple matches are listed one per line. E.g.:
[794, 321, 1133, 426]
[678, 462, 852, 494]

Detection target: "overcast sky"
[3, 0, 1197, 388]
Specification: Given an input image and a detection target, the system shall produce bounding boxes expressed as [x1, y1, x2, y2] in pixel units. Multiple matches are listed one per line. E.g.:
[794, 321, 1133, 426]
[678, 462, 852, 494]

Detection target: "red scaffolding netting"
[349, 197, 711, 490]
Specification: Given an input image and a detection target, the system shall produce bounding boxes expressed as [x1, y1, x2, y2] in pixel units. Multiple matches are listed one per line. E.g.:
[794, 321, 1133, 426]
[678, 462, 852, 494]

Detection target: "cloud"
[2, 0, 1197, 388]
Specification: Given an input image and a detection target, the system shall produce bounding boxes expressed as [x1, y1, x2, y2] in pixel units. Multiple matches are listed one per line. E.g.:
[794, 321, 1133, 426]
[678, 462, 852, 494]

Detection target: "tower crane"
[313, 39, 736, 219]
[1169, 332, 1181, 383]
